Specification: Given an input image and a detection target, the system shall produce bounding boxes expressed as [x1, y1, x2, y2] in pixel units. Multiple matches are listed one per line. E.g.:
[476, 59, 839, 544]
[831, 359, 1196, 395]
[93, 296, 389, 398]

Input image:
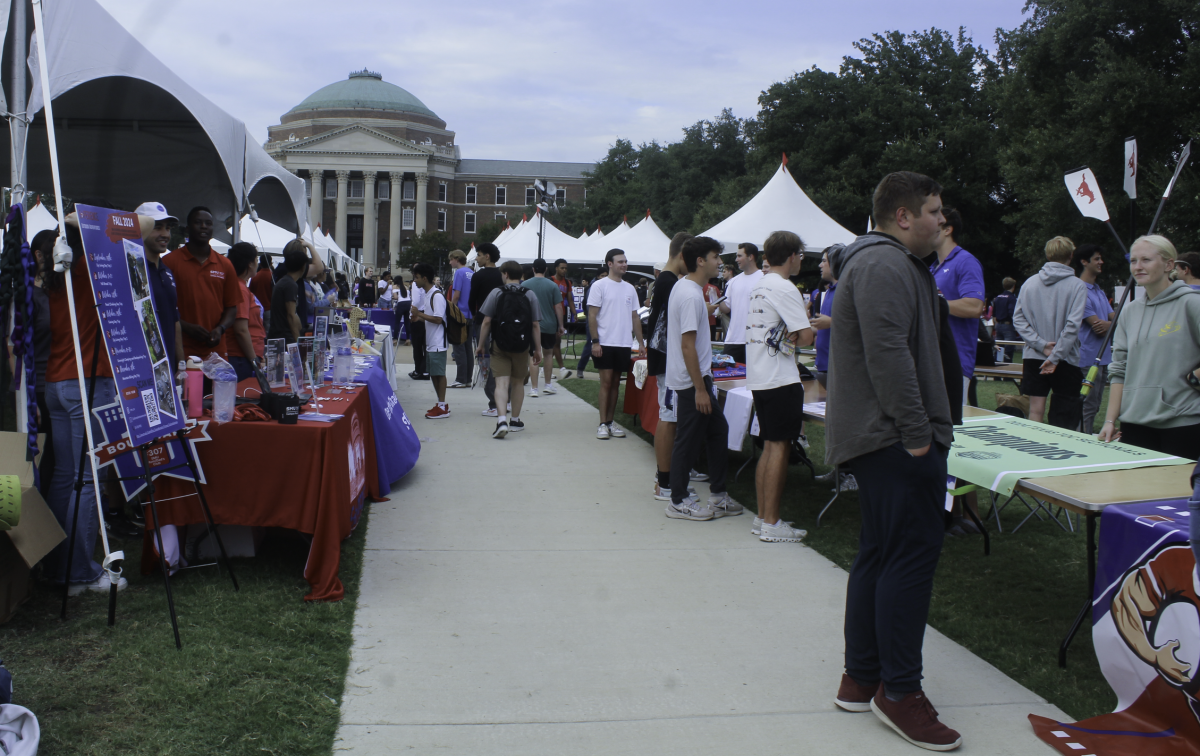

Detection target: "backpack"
[492, 284, 533, 354]
[442, 290, 469, 345]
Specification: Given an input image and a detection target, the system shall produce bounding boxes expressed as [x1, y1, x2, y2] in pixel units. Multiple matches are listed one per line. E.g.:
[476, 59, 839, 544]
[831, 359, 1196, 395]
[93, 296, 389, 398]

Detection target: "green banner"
[949, 415, 1189, 496]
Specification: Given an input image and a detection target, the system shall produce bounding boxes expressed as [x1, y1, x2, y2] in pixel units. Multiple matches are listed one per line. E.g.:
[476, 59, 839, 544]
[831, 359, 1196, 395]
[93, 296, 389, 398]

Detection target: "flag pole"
[1146, 140, 1191, 237]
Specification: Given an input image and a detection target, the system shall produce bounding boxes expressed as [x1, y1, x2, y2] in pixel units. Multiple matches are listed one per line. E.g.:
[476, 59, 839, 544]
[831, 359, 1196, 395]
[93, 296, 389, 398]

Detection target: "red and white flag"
[1064, 166, 1110, 222]
[1124, 137, 1137, 199]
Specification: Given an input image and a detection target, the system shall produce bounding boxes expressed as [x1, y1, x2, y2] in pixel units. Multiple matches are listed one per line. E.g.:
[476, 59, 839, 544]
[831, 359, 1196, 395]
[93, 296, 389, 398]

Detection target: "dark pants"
[994, 322, 1019, 362]
[1120, 421, 1200, 460]
[229, 356, 256, 383]
[845, 441, 949, 693]
[472, 320, 497, 409]
[35, 390, 55, 499]
[411, 317, 427, 376]
[670, 376, 728, 504]
[577, 332, 594, 374]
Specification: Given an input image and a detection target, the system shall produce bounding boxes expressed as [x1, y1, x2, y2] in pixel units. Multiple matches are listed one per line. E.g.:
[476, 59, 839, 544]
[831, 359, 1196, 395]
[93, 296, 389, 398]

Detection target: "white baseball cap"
[134, 201, 178, 224]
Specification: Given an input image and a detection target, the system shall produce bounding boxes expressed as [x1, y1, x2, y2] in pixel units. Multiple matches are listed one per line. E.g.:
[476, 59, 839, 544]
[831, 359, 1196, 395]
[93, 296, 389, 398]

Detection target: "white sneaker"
[482, 407, 499, 417]
[797, 434, 810, 449]
[608, 423, 626, 438]
[760, 520, 808, 543]
[815, 469, 838, 482]
[837, 474, 859, 492]
[665, 497, 715, 521]
[689, 468, 710, 481]
[542, 383, 557, 394]
[560, 368, 573, 380]
[653, 481, 695, 501]
[597, 424, 610, 440]
[67, 572, 129, 596]
[709, 493, 744, 518]
[751, 516, 763, 535]
[529, 387, 540, 398]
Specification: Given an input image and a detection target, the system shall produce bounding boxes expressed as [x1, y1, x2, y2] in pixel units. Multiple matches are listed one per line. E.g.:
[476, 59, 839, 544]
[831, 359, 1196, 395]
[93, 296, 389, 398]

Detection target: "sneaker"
[815, 469, 838, 483]
[560, 368, 573, 380]
[597, 424, 610, 440]
[608, 423, 626, 438]
[837, 473, 859, 492]
[665, 497, 715, 521]
[751, 516, 762, 535]
[834, 673, 879, 713]
[689, 468, 710, 481]
[797, 434, 810, 449]
[67, 572, 129, 596]
[542, 383, 557, 395]
[760, 520, 807, 543]
[708, 493, 744, 518]
[492, 421, 508, 439]
[448, 381, 470, 389]
[871, 689, 962, 751]
[509, 419, 525, 432]
[529, 387, 540, 398]
[653, 481, 695, 501]
[425, 405, 451, 419]
[482, 407, 499, 417]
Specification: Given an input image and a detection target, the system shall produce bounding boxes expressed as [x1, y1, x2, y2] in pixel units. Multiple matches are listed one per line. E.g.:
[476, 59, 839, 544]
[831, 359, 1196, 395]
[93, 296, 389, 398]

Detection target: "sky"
[95, 0, 1031, 165]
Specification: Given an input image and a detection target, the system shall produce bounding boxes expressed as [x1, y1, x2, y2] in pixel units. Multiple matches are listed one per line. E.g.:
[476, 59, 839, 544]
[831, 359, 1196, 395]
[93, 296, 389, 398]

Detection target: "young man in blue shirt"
[930, 208, 985, 405]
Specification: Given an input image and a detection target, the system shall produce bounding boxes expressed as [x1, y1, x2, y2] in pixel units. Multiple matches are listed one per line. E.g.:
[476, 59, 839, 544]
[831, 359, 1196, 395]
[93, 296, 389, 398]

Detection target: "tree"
[397, 230, 455, 270]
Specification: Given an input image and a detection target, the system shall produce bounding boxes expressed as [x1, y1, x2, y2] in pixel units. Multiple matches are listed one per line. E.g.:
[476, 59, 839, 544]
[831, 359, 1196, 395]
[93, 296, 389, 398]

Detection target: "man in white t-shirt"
[745, 231, 814, 543]
[587, 249, 645, 439]
[411, 263, 450, 419]
[665, 237, 742, 521]
[718, 242, 764, 363]
[409, 275, 429, 380]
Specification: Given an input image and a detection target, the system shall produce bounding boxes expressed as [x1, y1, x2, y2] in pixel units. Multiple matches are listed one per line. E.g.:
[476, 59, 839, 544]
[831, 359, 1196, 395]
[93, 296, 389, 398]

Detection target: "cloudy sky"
[96, 0, 1029, 164]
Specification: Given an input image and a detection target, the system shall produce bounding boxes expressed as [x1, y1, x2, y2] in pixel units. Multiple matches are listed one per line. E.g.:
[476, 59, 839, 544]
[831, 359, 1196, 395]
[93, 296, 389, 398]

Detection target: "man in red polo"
[162, 207, 240, 360]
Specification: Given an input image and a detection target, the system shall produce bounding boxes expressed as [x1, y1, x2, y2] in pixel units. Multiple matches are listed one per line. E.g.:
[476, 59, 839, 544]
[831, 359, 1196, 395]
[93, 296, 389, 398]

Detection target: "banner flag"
[92, 401, 210, 500]
[1030, 499, 1200, 755]
[950, 415, 1187, 497]
[76, 204, 185, 447]
[1064, 167, 1110, 222]
[1124, 137, 1138, 199]
[1163, 140, 1192, 199]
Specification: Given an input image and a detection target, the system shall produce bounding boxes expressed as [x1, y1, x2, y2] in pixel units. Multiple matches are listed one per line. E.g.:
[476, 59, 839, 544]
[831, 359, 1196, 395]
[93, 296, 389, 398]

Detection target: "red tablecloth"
[141, 380, 381, 601]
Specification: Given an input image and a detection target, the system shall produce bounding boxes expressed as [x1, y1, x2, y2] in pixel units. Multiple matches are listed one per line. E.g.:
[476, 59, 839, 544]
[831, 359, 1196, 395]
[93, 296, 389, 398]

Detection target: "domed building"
[266, 69, 592, 268]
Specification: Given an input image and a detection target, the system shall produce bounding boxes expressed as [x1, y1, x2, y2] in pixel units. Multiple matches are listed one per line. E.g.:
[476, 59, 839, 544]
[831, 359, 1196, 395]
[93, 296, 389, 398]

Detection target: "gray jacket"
[826, 233, 954, 466]
[1012, 262, 1088, 366]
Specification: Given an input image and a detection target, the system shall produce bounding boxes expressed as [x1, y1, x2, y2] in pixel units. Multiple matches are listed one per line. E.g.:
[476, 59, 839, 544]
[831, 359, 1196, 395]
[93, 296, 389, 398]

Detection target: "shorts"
[1020, 359, 1083, 398]
[490, 348, 531, 381]
[657, 379, 677, 423]
[426, 350, 447, 377]
[540, 332, 557, 350]
[594, 345, 632, 373]
[752, 382, 805, 441]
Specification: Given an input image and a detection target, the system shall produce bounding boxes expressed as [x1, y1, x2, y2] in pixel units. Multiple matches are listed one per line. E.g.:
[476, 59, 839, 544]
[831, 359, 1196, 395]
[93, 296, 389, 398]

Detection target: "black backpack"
[492, 284, 533, 353]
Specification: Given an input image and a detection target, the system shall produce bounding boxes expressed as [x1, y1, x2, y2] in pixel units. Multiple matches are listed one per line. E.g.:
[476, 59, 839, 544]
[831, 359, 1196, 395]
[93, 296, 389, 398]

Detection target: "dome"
[287, 69, 440, 120]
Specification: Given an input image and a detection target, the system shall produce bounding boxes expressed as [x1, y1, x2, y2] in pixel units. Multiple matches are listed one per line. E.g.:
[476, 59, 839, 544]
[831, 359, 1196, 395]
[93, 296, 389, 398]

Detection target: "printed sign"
[77, 204, 185, 447]
[1124, 137, 1138, 200]
[92, 401, 210, 500]
[1064, 167, 1110, 222]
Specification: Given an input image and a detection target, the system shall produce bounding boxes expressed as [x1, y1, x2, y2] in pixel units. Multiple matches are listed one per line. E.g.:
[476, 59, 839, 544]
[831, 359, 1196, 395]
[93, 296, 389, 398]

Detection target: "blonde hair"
[448, 249, 467, 264]
[1132, 234, 1177, 264]
[1044, 236, 1075, 263]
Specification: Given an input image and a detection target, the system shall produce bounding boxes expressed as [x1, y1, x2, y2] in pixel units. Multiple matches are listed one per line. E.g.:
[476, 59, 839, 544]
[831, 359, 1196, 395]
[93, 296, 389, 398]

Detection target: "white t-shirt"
[666, 278, 712, 391]
[410, 284, 426, 311]
[586, 276, 638, 347]
[724, 269, 763, 345]
[421, 287, 448, 352]
[745, 272, 811, 391]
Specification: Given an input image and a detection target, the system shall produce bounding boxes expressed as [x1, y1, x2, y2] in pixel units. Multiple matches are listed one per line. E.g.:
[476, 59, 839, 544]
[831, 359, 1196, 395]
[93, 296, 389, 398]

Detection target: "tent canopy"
[699, 163, 856, 254]
[612, 213, 671, 268]
[493, 211, 598, 265]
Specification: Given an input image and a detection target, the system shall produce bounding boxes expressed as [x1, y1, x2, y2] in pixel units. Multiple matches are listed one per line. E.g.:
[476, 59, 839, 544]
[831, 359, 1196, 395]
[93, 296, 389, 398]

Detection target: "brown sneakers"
[834, 673, 879, 713]
[871, 688, 962, 751]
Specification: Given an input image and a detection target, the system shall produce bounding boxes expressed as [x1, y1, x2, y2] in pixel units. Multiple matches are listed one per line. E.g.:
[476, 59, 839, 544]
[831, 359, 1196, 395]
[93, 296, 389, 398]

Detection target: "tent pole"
[10, 0, 26, 202]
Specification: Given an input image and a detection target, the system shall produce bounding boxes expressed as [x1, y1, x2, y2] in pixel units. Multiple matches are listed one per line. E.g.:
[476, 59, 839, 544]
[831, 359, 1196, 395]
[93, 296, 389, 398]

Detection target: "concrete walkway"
[335, 364, 1069, 754]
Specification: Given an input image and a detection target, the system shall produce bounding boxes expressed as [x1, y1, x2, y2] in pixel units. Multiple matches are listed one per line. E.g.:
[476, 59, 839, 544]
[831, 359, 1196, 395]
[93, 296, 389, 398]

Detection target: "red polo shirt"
[46, 254, 113, 383]
[161, 245, 241, 359]
[249, 266, 274, 312]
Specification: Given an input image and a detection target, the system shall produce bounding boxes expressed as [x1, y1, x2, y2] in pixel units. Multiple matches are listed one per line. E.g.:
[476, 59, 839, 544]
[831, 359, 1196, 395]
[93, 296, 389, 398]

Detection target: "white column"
[363, 171, 378, 269]
[415, 172, 429, 236]
[389, 174, 403, 267]
[308, 172, 323, 230]
[334, 170, 350, 253]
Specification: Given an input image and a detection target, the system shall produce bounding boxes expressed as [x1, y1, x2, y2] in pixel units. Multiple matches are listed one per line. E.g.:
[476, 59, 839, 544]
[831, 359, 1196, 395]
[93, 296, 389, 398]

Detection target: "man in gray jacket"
[827, 172, 962, 751]
[1013, 236, 1088, 429]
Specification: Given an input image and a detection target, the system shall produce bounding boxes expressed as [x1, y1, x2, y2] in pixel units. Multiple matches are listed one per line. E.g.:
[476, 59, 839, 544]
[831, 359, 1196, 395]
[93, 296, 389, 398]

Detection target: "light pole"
[531, 179, 559, 261]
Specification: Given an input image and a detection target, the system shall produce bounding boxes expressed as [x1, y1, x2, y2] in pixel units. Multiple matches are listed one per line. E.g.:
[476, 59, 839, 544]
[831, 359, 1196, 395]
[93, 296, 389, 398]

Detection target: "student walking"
[475, 261, 543, 438]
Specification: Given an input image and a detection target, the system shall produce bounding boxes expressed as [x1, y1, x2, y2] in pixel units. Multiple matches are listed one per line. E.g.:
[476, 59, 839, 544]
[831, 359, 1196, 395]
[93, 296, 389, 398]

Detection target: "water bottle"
[212, 369, 237, 423]
[334, 347, 353, 385]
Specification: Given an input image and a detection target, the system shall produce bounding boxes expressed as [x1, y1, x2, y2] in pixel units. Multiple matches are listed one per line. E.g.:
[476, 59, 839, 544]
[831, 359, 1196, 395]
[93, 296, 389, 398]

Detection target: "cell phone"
[710, 295, 727, 306]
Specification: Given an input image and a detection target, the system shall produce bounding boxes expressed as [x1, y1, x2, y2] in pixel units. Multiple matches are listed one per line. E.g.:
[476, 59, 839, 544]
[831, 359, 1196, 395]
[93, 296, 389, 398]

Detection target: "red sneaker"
[834, 673, 879, 712]
[871, 688, 962, 751]
[425, 404, 451, 419]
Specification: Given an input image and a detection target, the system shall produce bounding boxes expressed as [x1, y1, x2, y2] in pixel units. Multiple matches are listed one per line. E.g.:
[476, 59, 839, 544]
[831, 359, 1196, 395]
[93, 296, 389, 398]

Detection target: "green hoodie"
[1109, 280, 1200, 428]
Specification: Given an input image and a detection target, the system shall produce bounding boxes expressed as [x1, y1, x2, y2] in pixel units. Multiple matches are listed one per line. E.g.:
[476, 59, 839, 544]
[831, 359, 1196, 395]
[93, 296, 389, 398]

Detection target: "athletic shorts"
[540, 332, 556, 350]
[657, 378, 676, 423]
[594, 345, 632, 373]
[1020, 359, 1083, 398]
[490, 348, 531, 381]
[426, 350, 447, 377]
[752, 382, 805, 442]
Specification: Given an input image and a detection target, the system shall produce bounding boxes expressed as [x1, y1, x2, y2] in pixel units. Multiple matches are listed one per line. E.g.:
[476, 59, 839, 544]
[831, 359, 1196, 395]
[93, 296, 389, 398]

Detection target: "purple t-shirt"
[1077, 281, 1113, 367]
[452, 266, 473, 320]
[930, 246, 985, 378]
[815, 282, 835, 372]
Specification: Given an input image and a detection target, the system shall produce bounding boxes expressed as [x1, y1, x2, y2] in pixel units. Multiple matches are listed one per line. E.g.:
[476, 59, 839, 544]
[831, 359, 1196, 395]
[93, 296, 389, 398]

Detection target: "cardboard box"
[0, 432, 66, 624]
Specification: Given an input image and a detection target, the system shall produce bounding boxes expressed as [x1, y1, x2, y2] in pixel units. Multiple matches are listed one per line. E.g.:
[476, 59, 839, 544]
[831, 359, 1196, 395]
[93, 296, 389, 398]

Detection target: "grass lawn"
[562, 375, 1115, 722]
[1, 512, 368, 755]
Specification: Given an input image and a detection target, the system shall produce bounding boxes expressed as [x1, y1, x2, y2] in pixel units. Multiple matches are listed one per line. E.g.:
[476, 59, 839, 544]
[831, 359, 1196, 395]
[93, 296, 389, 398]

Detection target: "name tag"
[210, 270, 225, 279]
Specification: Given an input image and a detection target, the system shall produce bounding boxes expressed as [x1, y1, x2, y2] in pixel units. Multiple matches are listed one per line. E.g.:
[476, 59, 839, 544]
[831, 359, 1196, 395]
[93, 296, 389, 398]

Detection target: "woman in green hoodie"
[1099, 234, 1200, 459]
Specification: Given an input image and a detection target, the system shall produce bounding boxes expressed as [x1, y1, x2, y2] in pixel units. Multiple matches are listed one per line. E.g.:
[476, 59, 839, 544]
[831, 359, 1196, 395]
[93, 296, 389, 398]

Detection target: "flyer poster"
[77, 204, 185, 446]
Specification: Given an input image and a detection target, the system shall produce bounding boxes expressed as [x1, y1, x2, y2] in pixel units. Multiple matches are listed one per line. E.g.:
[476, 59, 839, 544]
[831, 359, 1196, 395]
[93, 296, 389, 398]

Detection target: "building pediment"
[281, 124, 434, 157]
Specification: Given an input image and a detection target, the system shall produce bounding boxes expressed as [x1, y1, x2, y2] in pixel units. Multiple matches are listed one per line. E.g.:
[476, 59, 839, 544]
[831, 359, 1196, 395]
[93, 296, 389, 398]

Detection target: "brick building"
[265, 69, 592, 269]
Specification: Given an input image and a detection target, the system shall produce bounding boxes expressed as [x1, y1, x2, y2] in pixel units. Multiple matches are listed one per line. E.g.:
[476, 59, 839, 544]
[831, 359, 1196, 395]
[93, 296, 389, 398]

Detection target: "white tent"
[699, 162, 856, 254]
[612, 212, 671, 267]
[25, 202, 57, 238]
[595, 219, 629, 251]
[494, 211, 596, 264]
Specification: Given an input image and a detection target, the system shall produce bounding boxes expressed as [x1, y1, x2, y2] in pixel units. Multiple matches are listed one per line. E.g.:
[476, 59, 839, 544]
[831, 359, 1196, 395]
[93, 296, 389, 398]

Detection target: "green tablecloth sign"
[949, 415, 1188, 496]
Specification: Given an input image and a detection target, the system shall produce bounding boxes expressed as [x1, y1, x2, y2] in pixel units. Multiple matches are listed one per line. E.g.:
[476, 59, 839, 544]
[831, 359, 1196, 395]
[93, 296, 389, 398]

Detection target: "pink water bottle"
[185, 360, 204, 418]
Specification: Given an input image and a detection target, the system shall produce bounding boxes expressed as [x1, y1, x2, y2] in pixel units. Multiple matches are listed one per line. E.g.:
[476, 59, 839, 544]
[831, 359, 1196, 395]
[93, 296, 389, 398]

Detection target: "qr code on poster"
[141, 388, 162, 427]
